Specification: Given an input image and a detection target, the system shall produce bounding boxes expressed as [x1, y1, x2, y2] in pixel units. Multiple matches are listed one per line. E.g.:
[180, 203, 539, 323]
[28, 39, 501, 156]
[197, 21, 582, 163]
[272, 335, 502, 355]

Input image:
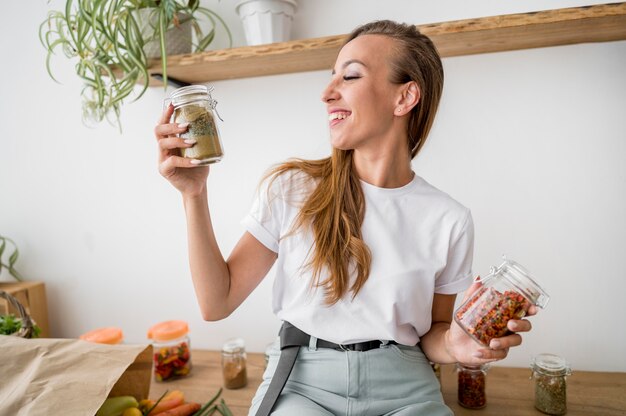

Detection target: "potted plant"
[40, 0, 232, 131]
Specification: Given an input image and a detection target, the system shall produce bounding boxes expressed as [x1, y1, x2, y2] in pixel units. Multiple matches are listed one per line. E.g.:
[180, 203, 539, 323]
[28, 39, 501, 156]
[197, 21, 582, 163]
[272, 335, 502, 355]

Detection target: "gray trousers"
[248, 337, 453, 416]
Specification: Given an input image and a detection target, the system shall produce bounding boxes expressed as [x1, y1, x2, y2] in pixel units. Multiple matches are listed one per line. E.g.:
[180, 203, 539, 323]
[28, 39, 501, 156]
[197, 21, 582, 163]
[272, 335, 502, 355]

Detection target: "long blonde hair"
[266, 21, 444, 305]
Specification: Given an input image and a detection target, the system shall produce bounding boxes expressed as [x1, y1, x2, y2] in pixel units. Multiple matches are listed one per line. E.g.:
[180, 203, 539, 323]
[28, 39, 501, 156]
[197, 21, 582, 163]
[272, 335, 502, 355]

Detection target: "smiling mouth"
[329, 112, 350, 122]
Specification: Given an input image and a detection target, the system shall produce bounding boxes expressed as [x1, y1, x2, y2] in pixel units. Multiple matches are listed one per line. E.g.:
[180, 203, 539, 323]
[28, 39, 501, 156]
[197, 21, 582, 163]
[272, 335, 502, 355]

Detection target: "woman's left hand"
[446, 281, 537, 365]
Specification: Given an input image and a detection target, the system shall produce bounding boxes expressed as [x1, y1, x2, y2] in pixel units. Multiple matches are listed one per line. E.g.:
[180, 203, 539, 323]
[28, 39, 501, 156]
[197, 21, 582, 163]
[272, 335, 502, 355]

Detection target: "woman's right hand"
[155, 103, 210, 197]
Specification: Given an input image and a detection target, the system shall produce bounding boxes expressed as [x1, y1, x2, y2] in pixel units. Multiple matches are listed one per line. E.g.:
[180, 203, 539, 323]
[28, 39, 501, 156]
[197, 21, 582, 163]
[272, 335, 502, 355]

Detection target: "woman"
[155, 20, 534, 416]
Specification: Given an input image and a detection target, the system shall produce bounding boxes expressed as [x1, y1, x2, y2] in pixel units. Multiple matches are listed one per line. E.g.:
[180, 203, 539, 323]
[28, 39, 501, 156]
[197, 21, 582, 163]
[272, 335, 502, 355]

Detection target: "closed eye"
[343, 76, 361, 81]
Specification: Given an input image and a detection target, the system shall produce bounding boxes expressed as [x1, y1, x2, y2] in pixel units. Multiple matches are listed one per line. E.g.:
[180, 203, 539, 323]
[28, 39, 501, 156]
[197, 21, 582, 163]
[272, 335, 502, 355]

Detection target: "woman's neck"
[352, 147, 413, 188]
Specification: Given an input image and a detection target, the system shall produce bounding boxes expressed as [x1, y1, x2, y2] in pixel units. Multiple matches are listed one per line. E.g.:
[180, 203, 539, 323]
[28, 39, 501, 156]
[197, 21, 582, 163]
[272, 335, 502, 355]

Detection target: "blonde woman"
[155, 20, 535, 416]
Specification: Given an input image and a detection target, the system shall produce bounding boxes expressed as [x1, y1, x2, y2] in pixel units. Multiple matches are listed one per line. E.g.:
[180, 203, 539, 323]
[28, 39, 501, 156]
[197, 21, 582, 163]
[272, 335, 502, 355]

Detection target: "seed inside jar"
[175, 104, 222, 164]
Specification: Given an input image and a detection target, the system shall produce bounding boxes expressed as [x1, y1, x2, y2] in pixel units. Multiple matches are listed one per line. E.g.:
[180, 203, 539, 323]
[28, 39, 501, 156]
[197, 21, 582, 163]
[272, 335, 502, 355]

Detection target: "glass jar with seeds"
[168, 85, 224, 165]
[454, 256, 550, 347]
[531, 353, 571, 415]
[456, 363, 488, 409]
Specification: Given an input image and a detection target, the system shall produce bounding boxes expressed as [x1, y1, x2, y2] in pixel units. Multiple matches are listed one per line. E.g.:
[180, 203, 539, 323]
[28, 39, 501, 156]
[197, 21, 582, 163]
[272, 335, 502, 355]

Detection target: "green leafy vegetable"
[0, 314, 41, 338]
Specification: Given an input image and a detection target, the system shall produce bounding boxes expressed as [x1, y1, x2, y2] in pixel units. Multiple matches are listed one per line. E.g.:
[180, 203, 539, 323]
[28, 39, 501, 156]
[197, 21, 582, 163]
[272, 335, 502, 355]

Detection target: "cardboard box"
[0, 281, 50, 337]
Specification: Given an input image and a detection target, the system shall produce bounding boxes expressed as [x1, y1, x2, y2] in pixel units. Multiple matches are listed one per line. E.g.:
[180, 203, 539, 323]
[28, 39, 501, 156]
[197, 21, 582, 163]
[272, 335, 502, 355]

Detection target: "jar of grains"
[168, 85, 224, 165]
[147, 320, 192, 382]
[454, 256, 550, 347]
[531, 353, 572, 415]
[457, 363, 488, 409]
[222, 338, 248, 389]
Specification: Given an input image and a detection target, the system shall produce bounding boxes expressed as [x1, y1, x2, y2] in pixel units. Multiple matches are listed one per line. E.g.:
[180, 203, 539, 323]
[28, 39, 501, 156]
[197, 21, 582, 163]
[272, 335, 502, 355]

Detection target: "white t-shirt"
[242, 170, 474, 346]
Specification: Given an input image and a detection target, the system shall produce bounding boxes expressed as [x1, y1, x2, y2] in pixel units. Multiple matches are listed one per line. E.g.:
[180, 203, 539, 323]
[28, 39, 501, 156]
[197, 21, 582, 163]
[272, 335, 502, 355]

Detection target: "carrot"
[146, 390, 185, 415]
[153, 402, 201, 416]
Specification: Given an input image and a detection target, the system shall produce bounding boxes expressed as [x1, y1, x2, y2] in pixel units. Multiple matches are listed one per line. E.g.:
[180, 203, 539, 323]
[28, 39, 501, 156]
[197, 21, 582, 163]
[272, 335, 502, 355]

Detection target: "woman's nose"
[321, 79, 339, 103]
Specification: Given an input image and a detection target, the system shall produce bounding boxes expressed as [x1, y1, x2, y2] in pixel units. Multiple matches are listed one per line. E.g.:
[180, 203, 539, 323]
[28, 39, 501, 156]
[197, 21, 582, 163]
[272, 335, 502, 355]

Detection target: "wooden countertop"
[150, 350, 626, 415]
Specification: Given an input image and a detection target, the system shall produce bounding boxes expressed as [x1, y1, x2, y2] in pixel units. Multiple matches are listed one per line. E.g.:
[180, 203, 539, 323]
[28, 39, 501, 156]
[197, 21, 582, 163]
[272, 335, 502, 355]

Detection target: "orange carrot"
[152, 402, 201, 416]
[146, 390, 185, 415]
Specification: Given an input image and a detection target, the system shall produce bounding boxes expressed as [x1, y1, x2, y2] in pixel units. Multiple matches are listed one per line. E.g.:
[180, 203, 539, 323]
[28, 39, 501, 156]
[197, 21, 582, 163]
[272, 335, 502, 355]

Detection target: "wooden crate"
[0, 281, 49, 337]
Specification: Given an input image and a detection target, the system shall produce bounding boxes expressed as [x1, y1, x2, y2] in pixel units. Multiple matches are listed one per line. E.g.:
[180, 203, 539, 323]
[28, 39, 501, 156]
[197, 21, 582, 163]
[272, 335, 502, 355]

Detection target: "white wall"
[1, 1, 624, 372]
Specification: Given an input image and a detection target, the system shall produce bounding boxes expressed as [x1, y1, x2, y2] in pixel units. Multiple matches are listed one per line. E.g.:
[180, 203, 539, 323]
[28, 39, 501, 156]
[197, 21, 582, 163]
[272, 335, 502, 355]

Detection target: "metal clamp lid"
[167, 85, 223, 121]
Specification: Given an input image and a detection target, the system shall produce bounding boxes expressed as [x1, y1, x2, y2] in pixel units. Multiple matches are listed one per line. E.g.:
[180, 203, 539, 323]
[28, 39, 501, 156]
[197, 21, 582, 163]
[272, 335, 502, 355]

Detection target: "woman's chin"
[330, 137, 355, 151]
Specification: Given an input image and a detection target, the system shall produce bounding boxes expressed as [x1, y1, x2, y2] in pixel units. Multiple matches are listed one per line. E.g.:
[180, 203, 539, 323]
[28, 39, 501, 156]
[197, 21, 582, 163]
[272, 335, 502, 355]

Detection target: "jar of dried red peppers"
[147, 320, 192, 382]
[454, 256, 550, 347]
[457, 363, 488, 409]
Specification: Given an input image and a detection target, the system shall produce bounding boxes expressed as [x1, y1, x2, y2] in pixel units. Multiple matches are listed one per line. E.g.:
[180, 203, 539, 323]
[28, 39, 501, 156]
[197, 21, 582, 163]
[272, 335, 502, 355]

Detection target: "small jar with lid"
[454, 256, 550, 347]
[79, 327, 123, 345]
[222, 338, 248, 389]
[457, 363, 488, 409]
[167, 85, 224, 165]
[147, 320, 192, 382]
[531, 353, 572, 415]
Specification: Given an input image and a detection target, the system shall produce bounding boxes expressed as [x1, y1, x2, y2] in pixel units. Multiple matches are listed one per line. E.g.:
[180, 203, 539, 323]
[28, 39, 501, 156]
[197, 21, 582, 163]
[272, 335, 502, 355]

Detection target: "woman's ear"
[394, 81, 421, 116]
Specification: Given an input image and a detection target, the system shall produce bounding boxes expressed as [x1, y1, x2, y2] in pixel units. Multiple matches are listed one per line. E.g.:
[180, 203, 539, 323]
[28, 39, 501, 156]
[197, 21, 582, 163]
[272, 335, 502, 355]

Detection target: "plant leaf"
[0, 237, 6, 260]
[8, 246, 19, 268]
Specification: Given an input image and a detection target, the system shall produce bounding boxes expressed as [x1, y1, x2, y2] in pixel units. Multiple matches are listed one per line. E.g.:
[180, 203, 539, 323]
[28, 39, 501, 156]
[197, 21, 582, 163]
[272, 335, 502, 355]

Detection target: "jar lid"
[169, 85, 217, 109]
[222, 337, 245, 353]
[79, 327, 123, 345]
[492, 255, 551, 308]
[531, 353, 572, 376]
[147, 320, 189, 341]
[456, 363, 489, 371]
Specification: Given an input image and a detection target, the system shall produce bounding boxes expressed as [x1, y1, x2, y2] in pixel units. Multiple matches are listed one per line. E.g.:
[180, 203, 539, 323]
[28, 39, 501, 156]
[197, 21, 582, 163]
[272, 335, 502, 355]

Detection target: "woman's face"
[321, 34, 404, 152]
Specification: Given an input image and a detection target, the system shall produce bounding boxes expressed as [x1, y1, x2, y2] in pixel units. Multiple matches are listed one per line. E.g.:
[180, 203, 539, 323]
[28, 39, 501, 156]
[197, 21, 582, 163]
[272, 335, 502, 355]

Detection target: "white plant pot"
[133, 9, 193, 58]
[236, 0, 297, 46]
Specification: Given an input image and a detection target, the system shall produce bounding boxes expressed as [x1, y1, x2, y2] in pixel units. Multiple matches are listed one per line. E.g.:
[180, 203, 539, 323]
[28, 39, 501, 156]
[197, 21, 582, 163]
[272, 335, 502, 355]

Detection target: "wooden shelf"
[148, 2, 626, 86]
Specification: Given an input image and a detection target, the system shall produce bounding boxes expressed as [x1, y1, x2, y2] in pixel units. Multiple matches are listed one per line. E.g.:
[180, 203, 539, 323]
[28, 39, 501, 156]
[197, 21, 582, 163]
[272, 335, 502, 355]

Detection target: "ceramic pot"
[236, 0, 297, 46]
[133, 8, 193, 58]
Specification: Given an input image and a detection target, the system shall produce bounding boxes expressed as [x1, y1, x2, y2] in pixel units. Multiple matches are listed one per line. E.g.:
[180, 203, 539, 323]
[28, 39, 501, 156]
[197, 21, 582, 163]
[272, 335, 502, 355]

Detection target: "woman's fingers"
[490, 333, 523, 350]
[475, 346, 510, 362]
[508, 318, 532, 333]
[158, 103, 175, 126]
[158, 136, 197, 151]
[155, 121, 190, 139]
[526, 304, 539, 316]
[159, 154, 202, 177]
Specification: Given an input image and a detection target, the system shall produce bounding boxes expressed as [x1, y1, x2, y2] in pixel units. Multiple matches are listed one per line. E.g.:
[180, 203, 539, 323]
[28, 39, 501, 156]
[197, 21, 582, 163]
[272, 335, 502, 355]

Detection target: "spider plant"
[0, 235, 25, 282]
[40, 0, 231, 131]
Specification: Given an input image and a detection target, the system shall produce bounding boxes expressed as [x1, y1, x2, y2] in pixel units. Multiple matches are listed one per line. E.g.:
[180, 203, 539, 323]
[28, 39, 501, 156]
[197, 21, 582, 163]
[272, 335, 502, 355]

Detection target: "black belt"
[254, 322, 397, 416]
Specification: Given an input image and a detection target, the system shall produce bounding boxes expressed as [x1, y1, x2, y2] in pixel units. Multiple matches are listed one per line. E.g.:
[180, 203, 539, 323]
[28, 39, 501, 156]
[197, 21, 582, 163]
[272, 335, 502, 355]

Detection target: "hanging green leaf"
[0, 236, 25, 282]
[40, 0, 231, 131]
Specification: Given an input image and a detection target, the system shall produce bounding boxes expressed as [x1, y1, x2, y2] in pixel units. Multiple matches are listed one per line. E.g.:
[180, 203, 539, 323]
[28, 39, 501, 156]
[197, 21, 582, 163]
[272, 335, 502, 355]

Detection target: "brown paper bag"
[0, 335, 153, 416]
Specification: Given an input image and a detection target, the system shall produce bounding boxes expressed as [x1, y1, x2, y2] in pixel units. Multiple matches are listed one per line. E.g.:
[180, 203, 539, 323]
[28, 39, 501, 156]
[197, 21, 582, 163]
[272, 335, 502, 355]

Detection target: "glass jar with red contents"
[147, 320, 192, 382]
[457, 363, 489, 409]
[454, 256, 550, 347]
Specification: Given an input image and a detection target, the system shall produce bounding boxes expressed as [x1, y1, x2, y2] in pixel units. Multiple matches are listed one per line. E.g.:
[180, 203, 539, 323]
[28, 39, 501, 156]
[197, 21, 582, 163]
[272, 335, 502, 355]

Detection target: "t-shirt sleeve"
[241, 176, 283, 253]
[434, 209, 475, 294]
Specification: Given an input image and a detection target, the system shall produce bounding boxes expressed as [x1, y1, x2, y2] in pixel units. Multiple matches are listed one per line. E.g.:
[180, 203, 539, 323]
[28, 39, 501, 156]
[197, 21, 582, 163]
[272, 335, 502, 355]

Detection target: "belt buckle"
[337, 343, 351, 352]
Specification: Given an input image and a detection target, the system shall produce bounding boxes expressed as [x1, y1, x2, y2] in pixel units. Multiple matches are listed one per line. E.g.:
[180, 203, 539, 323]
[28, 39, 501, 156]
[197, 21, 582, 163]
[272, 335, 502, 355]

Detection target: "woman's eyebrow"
[331, 59, 367, 75]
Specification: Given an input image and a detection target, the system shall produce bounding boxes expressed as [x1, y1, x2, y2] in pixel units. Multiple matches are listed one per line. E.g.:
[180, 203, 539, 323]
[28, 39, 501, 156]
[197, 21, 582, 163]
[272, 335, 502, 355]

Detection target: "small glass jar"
[457, 363, 488, 409]
[79, 327, 123, 345]
[222, 338, 248, 389]
[168, 85, 224, 165]
[147, 320, 192, 382]
[454, 256, 550, 347]
[531, 354, 572, 415]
